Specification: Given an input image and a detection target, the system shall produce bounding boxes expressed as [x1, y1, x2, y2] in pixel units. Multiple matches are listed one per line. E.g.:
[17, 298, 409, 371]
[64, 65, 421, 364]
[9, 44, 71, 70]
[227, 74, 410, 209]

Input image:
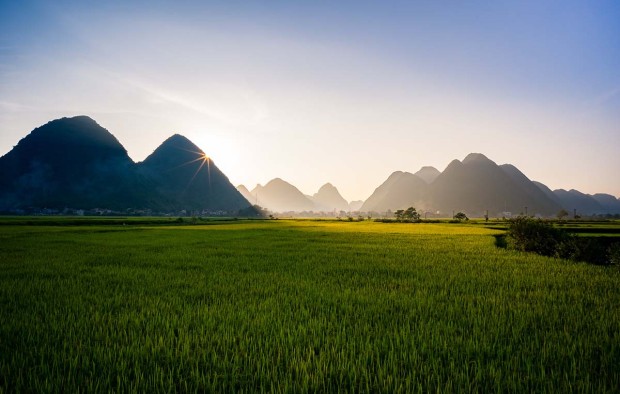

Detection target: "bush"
[454, 212, 468, 221]
[570, 238, 610, 265]
[506, 216, 574, 258]
[505, 216, 619, 265]
[607, 243, 620, 265]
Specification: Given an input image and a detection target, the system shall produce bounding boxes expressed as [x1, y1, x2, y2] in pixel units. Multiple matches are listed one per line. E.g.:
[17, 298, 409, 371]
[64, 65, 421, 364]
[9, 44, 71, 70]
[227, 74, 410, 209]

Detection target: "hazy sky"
[1, 0, 619, 201]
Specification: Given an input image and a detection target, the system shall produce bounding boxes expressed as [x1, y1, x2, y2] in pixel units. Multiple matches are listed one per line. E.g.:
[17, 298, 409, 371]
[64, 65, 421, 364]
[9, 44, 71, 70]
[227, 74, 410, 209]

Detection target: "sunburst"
[170, 148, 211, 187]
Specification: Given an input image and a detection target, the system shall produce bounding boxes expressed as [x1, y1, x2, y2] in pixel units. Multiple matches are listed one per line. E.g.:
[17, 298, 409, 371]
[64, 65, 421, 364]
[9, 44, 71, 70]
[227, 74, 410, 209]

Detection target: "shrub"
[506, 216, 574, 258]
[608, 243, 620, 265]
[569, 238, 612, 265]
[454, 212, 468, 221]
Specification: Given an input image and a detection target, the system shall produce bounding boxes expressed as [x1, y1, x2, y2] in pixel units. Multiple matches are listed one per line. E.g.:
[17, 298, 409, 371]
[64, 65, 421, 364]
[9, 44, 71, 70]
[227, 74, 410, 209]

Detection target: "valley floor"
[0, 220, 619, 392]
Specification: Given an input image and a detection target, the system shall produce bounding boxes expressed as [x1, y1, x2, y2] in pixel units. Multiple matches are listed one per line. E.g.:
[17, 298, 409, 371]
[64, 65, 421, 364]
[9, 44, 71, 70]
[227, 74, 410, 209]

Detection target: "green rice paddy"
[1, 219, 619, 392]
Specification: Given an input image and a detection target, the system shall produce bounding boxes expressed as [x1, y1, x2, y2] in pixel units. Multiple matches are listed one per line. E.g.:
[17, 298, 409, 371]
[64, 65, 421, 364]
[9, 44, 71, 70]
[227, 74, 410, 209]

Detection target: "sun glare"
[188, 150, 211, 187]
[167, 148, 212, 187]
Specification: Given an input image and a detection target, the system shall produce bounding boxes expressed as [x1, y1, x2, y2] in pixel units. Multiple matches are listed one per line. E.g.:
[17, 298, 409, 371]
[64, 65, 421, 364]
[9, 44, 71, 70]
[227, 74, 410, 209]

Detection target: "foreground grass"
[0, 220, 619, 392]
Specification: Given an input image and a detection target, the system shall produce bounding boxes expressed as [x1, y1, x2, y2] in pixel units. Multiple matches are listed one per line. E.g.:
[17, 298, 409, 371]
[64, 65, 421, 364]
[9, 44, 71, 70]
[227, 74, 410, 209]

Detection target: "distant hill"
[234, 156, 618, 216]
[240, 181, 352, 213]
[236, 185, 255, 204]
[361, 153, 581, 216]
[2, 117, 617, 216]
[552, 189, 604, 216]
[499, 164, 562, 214]
[427, 154, 561, 216]
[348, 200, 364, 212]
[591, 194, 620, 214]
[532, 181, 563, 205]
[414, 166, 441, 184]
[531, 182, 616, 216]
[312, 183, 349, 212]
[0, 116, 251, 212]
[250, 178, 315, 212]
[361, 171, 428, 212]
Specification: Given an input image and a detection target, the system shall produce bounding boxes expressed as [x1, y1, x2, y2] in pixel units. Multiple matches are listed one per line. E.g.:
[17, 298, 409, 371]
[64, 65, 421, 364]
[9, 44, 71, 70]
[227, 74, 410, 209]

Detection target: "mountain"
[0, 116, 251, 212]
[236, 185, 255, 204]
[591, 193, 620, 214]
[361, 171, 428, 212]
[349, 200, 364, 212]
[2, 119, 618, 216]
[240, 181, 357, 213]
[427, 153, 560, 216]
[250, 178, 315, 212]
[312, 183, 349, 211]
[0, 116, 146, 209]
[552, 189, 604, 216]
[414, 166, 441, 184]
[532, 181, 562, 205]
[532, 182, 616, 215]
[499, 164, 562, 214]
[138, 134, 249, 211]
[361, 154, 567, 216]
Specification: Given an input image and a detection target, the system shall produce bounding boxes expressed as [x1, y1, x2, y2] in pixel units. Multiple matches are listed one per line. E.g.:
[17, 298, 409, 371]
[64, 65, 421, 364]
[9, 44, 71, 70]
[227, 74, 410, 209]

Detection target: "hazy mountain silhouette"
[591, 194, 620, 214]
[360, 155, 568, 215]
[138, 135, 249, 211]
[240, 181, 349, 212]
[499, 164, 562, 213]
[414, 166, 441, 184]
[532, 181, 563, 205]
[0, 116, 250, 212]
[236, 185, 255, 205]
[348, 200, 364, 212]
[1, 117, 618, 216]
[250, 178, 315, 212]
[427, 154, 562, 216]
[0, 116, 147, 209]
[361, 171, 428, 212]
[552, 189, 604, 216]
[312, 183, 349, 212]
[532, 183, 618, 215]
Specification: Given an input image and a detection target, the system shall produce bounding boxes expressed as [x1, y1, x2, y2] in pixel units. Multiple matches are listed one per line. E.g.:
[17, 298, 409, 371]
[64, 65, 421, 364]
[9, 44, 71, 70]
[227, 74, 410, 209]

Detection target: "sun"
[187, 151, 211, 186]
[171, 148, 212, 187]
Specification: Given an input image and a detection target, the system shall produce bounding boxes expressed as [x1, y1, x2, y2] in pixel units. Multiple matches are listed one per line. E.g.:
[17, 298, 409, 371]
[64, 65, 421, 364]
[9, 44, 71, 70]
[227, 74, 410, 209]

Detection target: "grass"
[1, 220, 619, 392]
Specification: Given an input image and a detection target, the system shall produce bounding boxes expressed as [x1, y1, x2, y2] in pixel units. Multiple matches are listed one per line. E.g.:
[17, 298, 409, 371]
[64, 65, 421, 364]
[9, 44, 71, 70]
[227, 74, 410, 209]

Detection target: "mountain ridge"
[249, 178, 315, 212]
[1, 116, 617, 216]
[0, 116, 251, 212]
[312, 183, 350, 212]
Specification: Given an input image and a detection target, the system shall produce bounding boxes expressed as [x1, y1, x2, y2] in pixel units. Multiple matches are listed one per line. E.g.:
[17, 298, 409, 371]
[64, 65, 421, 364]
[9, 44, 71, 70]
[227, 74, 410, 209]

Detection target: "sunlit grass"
[0, 220, 618, 392]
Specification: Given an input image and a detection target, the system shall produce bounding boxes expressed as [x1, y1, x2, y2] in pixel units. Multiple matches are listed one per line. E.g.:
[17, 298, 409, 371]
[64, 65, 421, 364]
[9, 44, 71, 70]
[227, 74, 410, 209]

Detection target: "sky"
[1, 0, 619, 201]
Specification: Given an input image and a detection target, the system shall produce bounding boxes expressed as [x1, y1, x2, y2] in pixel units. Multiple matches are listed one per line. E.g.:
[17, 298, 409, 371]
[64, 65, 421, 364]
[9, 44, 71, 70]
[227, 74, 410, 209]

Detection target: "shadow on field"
[493, 234, 507, 249]
[493, 231, 620, 266]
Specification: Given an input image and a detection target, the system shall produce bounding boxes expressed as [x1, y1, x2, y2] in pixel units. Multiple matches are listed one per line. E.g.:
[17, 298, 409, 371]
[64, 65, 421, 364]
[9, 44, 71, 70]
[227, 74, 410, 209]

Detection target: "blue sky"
[1, 0, 619, 200]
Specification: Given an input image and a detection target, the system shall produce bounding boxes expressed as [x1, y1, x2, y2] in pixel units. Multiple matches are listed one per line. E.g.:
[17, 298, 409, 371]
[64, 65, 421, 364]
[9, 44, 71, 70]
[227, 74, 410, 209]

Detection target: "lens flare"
[169, 148, 211, 188]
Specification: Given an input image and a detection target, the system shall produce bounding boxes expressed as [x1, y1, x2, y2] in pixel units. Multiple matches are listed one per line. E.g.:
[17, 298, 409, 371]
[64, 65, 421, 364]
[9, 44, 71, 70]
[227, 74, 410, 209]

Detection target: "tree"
[454, 212, 468, 221]
[394, 209, 405, 221]
[403, 207, 420, 222]
[557, 209, 569, 220]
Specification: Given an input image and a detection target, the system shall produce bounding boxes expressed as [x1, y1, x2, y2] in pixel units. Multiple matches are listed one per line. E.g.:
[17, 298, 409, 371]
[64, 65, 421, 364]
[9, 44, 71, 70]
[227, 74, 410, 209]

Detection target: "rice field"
[0, 219, 619, 392]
